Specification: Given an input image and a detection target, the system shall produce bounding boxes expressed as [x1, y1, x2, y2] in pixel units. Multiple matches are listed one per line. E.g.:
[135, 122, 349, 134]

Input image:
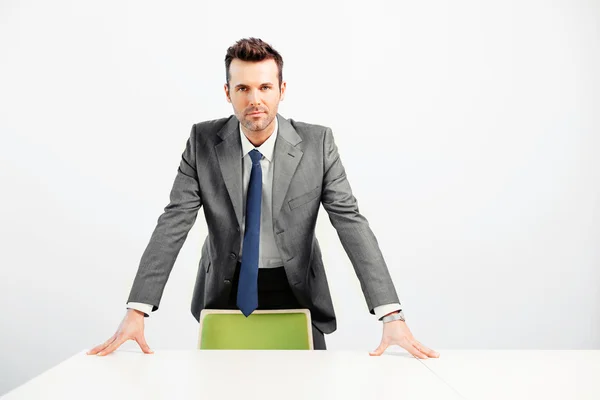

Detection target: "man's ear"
[279, 81, 287, 102]
[224, 83, 231, 103]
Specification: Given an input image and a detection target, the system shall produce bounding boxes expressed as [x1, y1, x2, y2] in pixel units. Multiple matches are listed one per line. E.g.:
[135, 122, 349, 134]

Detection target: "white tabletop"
[3, 349, 600, 400]
[419, 350, 600, 400]
[1, 349, 462, 400]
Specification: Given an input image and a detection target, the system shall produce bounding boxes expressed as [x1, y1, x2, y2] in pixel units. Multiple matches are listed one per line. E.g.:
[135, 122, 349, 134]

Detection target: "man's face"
[224, 58, 286, 133]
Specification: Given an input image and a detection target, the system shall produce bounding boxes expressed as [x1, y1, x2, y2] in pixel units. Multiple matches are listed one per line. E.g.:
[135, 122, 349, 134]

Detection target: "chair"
[198, 309, 313, 350]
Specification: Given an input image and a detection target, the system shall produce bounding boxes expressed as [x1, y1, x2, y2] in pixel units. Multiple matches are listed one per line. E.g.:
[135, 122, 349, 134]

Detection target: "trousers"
[226, 261, 326, 350]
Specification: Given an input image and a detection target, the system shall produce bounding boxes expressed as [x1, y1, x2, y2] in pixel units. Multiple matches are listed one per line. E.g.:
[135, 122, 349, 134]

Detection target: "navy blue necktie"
[237, 149, 263, 317]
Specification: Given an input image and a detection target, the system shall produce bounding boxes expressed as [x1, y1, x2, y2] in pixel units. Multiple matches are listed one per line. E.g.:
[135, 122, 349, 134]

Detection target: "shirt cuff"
[374, 303, 402, 321]
[126, 302, 153, 317]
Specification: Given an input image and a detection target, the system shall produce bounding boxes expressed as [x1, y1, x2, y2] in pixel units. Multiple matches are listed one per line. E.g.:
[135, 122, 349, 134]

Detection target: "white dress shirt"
[238, 117, 284, 269]
[127, 118, 401, 320]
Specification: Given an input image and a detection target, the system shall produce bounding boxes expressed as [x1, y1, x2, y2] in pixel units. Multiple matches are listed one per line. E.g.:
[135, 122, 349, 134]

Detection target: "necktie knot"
[249, 149, 262, 165]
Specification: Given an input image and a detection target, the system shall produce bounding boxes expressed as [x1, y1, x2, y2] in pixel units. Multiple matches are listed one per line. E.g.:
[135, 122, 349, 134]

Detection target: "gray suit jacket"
[127, 113, 400, 334]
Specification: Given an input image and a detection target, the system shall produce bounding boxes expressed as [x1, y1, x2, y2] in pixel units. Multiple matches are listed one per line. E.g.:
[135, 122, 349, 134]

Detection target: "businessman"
[88, 37, 439, 357]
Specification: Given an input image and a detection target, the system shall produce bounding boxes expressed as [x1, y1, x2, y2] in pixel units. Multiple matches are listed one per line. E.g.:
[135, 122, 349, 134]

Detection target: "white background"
[1, 0, 598, 395]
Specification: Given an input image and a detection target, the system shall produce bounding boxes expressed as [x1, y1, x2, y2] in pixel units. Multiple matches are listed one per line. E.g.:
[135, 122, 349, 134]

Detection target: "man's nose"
[248, 89, 261, 106]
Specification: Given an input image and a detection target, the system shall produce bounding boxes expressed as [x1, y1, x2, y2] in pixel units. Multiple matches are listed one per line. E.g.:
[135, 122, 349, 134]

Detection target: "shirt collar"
[239, 116, 278, 162]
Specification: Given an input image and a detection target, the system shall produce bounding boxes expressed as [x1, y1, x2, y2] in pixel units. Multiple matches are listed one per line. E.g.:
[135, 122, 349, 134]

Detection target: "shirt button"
[224, 279, 231, 285]
[229, 252, 237, 260]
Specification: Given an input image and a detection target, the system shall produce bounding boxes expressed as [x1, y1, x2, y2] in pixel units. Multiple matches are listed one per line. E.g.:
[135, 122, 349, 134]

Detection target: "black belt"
[228, 262, 299, 308]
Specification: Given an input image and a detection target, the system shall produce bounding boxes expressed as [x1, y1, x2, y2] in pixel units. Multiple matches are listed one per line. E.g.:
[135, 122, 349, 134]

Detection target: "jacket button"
[229, 252, 237, 260]
[224, 279, 231, 285]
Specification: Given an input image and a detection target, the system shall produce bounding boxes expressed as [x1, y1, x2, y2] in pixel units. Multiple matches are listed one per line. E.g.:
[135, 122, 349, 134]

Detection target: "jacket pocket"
[288, 186, 321, 210]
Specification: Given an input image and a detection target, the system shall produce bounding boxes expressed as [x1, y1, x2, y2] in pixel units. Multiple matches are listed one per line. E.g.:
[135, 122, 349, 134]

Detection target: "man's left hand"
[369, 319, 440, 358]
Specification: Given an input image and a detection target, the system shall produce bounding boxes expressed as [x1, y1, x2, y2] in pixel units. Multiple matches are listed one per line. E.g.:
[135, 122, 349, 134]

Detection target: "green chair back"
[198, 309, 313, 350]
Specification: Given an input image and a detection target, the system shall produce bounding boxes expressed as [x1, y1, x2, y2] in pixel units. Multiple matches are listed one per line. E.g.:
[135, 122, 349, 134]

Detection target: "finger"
[88, 334, 117, 355]
[87, 334, 117, 355]
[415, 340, 440, 358]
[98, 335, 127, 356]
[407, 342, 429, 359]
[135, 336, 154, 354]
[369, 341, 389, 356]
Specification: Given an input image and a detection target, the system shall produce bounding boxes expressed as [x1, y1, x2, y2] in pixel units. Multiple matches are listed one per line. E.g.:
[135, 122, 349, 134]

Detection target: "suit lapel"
[214, 113, 303, 229]
[272, 114, 303, 222]
[215, 116, 244, 228]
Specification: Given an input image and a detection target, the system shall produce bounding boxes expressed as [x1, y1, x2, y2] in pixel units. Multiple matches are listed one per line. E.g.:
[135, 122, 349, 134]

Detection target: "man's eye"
[238, 87, 247, 92]
[261, 86, 270, 90]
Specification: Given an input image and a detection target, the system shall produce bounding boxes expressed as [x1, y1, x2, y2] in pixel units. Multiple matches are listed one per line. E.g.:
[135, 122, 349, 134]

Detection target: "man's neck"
[241, 118, 276, 147]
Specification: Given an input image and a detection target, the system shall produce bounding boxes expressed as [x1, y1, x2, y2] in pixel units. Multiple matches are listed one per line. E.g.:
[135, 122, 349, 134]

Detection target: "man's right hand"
[86, 309, 154, 356]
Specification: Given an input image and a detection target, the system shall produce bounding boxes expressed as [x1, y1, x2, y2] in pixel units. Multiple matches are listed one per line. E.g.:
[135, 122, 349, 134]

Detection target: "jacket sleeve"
[126, 124, 203, 312]
[320, 127, 401, 315]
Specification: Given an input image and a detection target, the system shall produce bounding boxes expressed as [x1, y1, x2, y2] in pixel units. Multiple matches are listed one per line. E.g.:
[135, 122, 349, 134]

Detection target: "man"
[88, 38, 439, 357]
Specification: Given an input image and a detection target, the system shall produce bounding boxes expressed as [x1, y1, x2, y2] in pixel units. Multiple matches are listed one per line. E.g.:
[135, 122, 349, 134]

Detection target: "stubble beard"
[241, 112, 275, 132]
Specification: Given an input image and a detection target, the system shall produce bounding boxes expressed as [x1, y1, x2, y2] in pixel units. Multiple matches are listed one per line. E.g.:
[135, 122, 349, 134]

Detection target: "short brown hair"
[225, 37, 284, 90]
